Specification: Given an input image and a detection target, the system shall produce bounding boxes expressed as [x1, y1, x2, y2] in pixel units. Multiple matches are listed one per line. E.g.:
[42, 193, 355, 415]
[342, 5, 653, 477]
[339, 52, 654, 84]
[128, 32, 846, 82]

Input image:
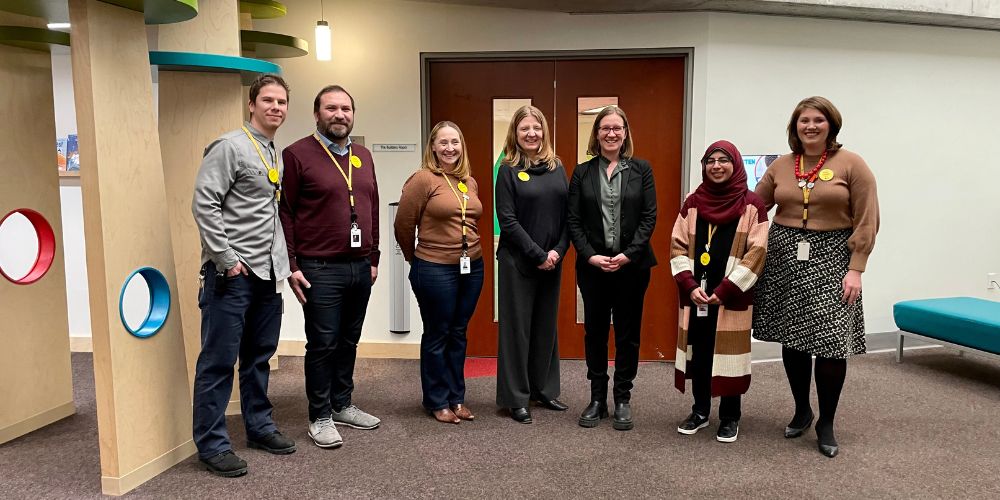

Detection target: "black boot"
[612, 402, 633, 431]
[578, 401, 608, 428]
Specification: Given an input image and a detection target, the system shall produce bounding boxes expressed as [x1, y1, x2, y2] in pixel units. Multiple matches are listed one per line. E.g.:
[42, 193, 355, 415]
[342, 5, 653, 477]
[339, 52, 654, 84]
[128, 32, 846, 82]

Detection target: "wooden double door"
[427, 56, 685, 361]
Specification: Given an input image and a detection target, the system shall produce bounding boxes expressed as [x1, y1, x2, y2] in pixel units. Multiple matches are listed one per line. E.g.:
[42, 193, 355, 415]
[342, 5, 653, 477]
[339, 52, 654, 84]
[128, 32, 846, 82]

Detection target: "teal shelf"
[239, 0, 286, 19]
[149, 51, 281, 84]
[0, 0, 197, 25]
[0, 26, 70, 51]
[240, 30, 308, 58]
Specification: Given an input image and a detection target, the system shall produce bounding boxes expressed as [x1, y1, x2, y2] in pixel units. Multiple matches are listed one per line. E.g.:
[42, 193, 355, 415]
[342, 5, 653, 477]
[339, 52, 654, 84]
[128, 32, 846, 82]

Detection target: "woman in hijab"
[669, 140, 768, 443]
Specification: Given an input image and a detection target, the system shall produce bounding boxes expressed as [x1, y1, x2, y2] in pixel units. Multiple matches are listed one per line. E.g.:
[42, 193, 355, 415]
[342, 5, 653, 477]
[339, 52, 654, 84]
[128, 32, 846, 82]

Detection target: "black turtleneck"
[495, 160, 570, 265]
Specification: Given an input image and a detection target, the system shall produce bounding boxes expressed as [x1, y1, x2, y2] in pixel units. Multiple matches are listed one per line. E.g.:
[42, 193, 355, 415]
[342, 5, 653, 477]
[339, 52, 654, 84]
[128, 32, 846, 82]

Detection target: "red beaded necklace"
[794, 150, 828, 182]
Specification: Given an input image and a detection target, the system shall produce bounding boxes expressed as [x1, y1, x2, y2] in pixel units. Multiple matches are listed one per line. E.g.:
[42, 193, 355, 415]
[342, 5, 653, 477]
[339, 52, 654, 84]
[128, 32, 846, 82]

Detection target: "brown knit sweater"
[394, 169, 483, 265]
[755, 149, 879, 271]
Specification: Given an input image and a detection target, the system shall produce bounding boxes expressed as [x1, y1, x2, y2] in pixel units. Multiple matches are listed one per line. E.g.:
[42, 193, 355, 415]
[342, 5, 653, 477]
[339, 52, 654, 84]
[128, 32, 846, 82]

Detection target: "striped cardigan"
[669, 202, 768, 396]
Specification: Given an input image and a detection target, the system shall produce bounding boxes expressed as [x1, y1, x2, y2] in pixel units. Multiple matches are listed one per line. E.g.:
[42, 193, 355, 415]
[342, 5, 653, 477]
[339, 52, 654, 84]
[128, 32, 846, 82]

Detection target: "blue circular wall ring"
[119, 267, 171, 338]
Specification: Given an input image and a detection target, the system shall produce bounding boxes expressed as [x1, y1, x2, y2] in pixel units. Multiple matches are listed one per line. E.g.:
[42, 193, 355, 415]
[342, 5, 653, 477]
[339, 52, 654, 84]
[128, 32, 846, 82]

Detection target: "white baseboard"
[70, 336, 421, 360]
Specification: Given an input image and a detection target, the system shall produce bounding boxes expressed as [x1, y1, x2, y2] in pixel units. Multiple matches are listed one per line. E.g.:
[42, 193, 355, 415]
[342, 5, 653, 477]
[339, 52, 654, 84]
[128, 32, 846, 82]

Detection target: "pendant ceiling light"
[315, 0, 331, 61]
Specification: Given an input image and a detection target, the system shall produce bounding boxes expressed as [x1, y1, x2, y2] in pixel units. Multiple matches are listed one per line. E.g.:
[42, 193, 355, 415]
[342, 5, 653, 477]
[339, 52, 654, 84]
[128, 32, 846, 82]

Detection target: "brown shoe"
[451, 404, 475, 421]
[432, 408, 461, 424]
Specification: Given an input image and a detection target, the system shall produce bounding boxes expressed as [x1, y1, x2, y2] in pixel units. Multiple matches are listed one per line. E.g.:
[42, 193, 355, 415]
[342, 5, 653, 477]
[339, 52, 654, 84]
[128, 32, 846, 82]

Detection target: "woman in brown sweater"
[753, 96, 879, 458]
[394, 121, 484, 424]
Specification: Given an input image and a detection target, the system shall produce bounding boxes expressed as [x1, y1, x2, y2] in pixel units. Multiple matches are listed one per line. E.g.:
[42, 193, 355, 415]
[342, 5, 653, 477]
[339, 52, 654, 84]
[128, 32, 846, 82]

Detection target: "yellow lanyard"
[699, 223, 718, 266]
[314, 133, 356, 210]
[705, 223, 718, 252]
[442, 173, 470, 253]
[242, 126, 280, 199]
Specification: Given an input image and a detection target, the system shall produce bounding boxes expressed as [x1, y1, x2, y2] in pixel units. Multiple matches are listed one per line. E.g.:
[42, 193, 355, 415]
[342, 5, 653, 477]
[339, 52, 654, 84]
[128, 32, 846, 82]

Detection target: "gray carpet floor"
[2, 348, 999, 499]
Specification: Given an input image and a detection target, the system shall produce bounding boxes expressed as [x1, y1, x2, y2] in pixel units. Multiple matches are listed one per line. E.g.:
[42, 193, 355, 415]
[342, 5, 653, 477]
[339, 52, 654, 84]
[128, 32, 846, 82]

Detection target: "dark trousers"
[576, 263, 650, 404]
[496, 254, 561, 408]
[299, 257, 372, 422]
[409, 257, 484, 411]
[193, 262, 281, 459]
[689, 307, 741, 420]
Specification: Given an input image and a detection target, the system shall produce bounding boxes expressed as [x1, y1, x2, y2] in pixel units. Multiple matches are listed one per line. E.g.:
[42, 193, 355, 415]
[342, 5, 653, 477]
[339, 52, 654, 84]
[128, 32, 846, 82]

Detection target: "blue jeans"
[193, 262, 281, 459]
[409, 257, 484, 411]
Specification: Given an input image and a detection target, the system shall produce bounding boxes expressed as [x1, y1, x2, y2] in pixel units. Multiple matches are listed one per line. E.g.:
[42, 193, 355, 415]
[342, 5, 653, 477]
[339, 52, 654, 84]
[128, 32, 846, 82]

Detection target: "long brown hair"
[787, 96, 843, 154]
[586, 105, 634, 160]
[421, 121, 472, 179]
[501, 105, 558, 171]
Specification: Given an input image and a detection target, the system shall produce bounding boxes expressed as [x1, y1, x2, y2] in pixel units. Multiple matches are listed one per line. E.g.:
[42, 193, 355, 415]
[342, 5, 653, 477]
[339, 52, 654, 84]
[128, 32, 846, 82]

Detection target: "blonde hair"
[421, 121, 472, 179]
[586, 105, 634, 160]
[502, 105, 558, 171]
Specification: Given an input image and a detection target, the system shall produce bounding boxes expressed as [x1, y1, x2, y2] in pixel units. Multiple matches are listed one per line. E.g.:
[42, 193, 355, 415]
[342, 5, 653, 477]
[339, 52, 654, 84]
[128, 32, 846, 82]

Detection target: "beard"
[318, 119, 353, 141]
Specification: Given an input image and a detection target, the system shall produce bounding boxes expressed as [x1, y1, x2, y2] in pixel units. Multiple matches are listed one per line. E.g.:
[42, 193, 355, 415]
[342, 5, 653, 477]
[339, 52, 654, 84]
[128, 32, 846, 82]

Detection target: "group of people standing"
[189, 72, 878, 478]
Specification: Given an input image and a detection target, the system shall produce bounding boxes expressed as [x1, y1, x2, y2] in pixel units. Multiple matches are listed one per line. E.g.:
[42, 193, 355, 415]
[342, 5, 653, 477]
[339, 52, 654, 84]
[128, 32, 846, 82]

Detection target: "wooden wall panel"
[68, 0, 195, 494]
[157, 0, 252, 414]
[0, 10, 74, 445]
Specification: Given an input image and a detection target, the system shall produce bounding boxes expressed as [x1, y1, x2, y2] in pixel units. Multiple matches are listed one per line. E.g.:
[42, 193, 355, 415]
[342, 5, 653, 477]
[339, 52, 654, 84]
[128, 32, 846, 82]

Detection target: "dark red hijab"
[682, 140, 753, 224]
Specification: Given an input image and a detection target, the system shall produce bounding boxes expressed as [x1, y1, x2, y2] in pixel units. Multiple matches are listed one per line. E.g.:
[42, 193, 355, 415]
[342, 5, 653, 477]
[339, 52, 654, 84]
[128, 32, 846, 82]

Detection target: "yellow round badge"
[517, 171, 530, 182]
[267, 168, 279, 184]
[700, 253, 711, 266]
[457, 182, 469, 193]
[350, 155, 363, 168]
[818, 168, 834, 181]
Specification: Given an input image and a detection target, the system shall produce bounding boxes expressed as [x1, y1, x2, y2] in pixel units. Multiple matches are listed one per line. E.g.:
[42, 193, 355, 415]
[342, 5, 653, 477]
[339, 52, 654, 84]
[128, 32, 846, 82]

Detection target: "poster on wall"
[743, 154, 779, 191]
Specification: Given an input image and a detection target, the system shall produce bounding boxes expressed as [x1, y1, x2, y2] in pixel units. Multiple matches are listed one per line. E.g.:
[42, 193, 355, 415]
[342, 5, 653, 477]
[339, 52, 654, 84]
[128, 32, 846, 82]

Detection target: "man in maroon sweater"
[279, 85, 381, 449]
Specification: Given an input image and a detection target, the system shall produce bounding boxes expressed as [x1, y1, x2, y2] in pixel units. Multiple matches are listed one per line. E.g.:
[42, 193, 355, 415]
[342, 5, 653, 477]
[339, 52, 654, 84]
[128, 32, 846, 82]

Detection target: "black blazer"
[567, 156, 657, 270]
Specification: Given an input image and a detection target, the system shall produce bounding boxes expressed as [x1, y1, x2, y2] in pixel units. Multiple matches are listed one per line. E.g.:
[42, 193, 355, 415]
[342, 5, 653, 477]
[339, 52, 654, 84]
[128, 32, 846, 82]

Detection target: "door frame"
[419, 48, 696, 193]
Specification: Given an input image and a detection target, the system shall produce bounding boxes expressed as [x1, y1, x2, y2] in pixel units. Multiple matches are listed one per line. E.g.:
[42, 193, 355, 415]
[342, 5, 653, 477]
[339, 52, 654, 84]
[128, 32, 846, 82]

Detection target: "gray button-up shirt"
[192, 122, 290, 281]
[599, 155, 628, 253]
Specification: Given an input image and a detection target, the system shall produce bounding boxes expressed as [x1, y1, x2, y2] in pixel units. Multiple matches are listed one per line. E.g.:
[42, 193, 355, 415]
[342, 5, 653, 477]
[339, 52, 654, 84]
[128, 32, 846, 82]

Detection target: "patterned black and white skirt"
[752, 224, 865, 358]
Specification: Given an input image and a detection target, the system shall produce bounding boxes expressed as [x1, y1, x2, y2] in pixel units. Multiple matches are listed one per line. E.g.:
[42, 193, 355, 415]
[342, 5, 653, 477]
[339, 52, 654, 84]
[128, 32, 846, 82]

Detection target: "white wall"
[44, 0, 1000, 344]
[700, 13, 1000, 331]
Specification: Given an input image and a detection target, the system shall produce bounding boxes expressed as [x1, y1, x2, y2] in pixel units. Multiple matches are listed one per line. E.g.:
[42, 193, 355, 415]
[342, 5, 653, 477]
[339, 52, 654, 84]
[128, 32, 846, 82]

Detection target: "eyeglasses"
[598, 126, 625, 135]
[705, 158, 732, 167]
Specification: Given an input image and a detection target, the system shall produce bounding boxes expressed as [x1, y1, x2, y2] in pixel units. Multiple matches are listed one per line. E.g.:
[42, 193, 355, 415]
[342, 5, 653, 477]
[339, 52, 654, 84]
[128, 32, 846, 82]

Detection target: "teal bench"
[893, 297, 1000, 363]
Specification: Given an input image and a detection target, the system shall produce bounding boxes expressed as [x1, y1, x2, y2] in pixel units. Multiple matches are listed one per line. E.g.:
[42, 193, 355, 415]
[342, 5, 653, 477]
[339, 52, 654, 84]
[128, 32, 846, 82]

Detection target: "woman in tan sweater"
[393, 121, 484, 424]
[753, 96, 879, 458]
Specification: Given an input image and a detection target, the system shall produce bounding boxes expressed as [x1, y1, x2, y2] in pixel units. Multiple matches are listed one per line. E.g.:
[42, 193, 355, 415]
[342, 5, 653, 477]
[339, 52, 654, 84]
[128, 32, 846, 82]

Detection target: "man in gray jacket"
[191, 73, 295, 477]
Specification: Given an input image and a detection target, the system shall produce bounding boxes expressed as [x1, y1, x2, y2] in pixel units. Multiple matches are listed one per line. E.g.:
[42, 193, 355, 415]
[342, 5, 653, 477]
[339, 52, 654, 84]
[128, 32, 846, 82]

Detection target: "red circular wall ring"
[0, 209, 57, 285]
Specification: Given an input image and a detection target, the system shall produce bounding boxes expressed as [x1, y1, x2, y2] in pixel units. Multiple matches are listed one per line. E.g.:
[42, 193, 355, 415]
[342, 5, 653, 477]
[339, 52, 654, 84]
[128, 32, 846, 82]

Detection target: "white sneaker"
[308, 417, 343, 448]
[331, 405, 381, 430]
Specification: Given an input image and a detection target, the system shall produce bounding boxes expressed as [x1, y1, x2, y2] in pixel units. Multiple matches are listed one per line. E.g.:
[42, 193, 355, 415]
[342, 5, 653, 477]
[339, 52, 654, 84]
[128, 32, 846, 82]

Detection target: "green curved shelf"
[149, 51, 281, 84]
[0, 26, 70, 52]
[99, 0, 198, 24]
[239, 0, 286, 19]
[240, 30, 308, 58]
[0, 0, 197, 25]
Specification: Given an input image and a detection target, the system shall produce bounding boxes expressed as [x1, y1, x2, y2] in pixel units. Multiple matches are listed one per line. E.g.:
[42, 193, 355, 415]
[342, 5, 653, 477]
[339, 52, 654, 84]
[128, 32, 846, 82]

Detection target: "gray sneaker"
[331, 405, 381, 430]
[308, 417, 343, 448]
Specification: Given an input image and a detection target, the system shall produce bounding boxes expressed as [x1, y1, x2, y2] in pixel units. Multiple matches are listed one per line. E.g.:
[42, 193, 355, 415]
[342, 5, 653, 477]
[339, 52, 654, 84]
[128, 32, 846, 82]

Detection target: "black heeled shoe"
[510, 407, 532, 424]
[784, 410, 814, 438]
[533, 398, 569, 411]
[816, 421, 839, 458]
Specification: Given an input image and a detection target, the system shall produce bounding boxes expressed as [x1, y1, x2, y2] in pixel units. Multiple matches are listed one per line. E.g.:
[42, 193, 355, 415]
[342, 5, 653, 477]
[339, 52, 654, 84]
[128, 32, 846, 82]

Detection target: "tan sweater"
[755, 149, 879, 272]
[394, 169, 484, 265]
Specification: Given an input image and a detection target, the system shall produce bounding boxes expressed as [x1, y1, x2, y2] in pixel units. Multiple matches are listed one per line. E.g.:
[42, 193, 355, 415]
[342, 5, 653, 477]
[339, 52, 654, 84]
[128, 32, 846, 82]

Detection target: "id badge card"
[796, 241, 811, 261]
[275, 279, 284, 295]
[459, 256, 471, 275]
[696, 277, 709, 317]
[350, 224, 362, 248]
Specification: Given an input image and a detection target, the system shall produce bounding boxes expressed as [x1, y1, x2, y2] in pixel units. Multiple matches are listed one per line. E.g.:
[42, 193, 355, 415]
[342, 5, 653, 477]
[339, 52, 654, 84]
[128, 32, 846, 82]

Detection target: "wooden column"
[156, 0, 248, 415]
[0, 11, 75, 446]
[68, 0, 194, 494]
